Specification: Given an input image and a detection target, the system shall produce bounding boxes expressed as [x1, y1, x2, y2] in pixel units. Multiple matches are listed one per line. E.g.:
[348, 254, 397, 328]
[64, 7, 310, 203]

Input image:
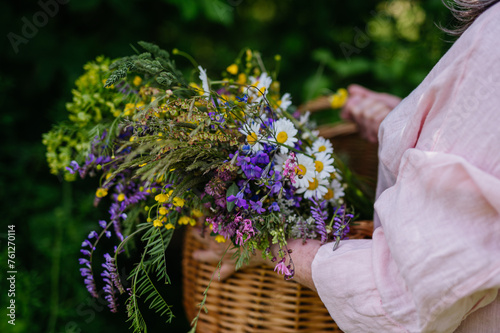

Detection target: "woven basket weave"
[182, 221, 374, 333]
[182, 121, 378, 333]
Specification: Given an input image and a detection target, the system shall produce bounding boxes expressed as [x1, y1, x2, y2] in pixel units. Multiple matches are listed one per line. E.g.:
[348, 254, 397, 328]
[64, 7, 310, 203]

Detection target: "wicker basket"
[182, 221, 374, 333]
[182, 120, 378, 333]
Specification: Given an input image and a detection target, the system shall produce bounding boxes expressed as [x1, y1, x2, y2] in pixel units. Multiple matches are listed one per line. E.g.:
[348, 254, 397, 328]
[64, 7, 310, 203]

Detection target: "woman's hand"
[192, 228, 322, 291]
[341, 84, 401, 143]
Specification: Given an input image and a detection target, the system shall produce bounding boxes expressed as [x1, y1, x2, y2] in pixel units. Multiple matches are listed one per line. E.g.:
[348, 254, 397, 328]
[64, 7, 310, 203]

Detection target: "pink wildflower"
[283, 152, 297, 184]
[242, 219, 255, 236]
[235, 230, 245, 245]
[274, 259, 291, 276]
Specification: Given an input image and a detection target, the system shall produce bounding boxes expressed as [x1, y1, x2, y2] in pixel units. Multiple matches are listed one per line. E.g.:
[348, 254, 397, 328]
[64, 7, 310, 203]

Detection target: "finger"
[218, 263, 237, 281]
[350, 97, 375, 121]
[347, 84, 372, 97]
[341, 94, 362, 120]
[192, 249, 224, 263]
[361, 102, 389, 143]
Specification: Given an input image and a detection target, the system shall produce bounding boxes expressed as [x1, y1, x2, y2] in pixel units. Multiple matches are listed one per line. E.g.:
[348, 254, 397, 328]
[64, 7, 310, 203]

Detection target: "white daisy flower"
[311, 137, 333, 155]
[296, 176, 329, 200]
[198, 66, 210, 98]
[270, 118, 298, 154]
[292, 153, 315, 188]
[278, 93, 292, 112]
[239, 121, 264, 152]
[248, 72, 272, 103]
[302, 129, 320, 140]
[299, 111, 310, 125]
[313, 151, 335, 179]
[323, 178, 345, 203]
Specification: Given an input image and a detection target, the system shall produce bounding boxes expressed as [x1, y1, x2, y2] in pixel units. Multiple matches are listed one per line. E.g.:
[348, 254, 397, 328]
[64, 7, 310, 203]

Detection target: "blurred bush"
[0, 0, 451, 332]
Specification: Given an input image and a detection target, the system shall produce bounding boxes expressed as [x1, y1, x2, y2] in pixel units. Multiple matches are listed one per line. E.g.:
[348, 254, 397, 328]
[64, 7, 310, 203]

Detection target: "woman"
[196, 1, 500, 331]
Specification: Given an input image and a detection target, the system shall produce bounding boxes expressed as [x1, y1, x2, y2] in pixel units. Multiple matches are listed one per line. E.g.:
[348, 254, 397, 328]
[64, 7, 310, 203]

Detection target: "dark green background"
[0, 1, 452, 332]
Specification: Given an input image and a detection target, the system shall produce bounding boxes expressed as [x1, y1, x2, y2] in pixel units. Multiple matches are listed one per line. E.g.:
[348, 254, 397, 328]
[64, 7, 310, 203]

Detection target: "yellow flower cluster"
[191, 209, 204, 218]
[214, 235, 226, 243]
[158, 206, 168, 215]
[330, 88, 348, 109]
[178, 216, 196, 226]
[154, 189, 173, 203]
[96, 188, 108, 198]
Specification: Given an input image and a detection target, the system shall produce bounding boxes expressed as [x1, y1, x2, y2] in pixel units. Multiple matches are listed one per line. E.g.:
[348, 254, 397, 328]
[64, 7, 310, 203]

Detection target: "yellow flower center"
[247, 132, 258, 145]
[318, 145, 326, 152]
[117, 193, 125, 202]
[324, 188, 334, 200]
[296, 164, 306, 176]
[308, 178, 319, 191]
[315, 160, 324, 173]
[277, 131, 288, 144]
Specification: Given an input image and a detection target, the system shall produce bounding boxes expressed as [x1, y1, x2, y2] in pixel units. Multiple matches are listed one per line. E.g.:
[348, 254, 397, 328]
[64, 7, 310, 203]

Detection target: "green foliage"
[126, 223, 175, 333]
[225, 182, 239, 212]
[105, 42, 187, 90]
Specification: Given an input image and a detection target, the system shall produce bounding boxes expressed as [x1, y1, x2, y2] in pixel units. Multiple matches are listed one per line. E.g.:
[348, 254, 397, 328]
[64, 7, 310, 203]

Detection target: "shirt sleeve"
[312, 149, 500, 332]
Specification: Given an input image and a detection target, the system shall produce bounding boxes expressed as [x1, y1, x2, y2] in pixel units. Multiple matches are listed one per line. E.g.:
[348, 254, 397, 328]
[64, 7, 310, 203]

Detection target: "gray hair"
[442, 0, 500, 36]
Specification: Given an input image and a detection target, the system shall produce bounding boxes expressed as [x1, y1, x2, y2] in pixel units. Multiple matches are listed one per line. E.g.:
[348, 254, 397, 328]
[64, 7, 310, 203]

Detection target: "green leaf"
[226, 182, 239, 212]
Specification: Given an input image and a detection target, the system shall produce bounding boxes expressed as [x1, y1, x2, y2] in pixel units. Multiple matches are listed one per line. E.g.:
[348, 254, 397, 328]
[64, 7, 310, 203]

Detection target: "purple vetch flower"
[88, 231, 98, 239]
[102, 253, 125, 294]
[79, 242, 98, 298]
[101, 253, 122, 313]
[311, 198, 328, 244]
[65, 160, 80, 174]
[79, 258, 90, 265]
[332, 206, 353, 241]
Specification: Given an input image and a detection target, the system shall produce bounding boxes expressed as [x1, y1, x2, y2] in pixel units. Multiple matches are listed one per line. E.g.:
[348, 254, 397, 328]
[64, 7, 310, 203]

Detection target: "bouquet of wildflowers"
[43, 42, 357, 332]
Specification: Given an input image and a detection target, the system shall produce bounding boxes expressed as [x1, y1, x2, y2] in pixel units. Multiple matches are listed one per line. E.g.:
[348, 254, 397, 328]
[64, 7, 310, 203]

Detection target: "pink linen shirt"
[312, 4, 500, 332]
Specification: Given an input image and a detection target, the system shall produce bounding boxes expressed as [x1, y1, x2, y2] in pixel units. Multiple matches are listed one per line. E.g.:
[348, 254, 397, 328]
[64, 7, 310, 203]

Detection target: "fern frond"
[126, 223, 175, 332]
